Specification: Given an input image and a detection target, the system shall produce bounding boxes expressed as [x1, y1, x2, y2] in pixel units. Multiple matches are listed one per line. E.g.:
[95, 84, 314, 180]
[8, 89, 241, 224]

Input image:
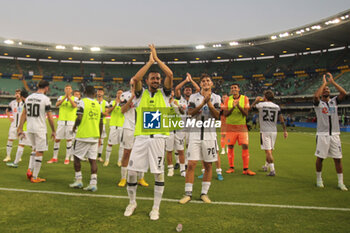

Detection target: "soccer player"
[47, 84, 78, 164]
[165, 90, 186, 177]
[96, 88, 108, 162]
[313, 72, 347, 191]
[69, 86, 103, 191]
[6, 89, 34, 168]
[174, 72, 200, 169]
[124, 44, 173, 221]
[17, 80, 56, 183]
[117, 85, 149, 187]
[3, 89, 25, 162]
[179, 73, 221, 204]
[220, 93, 228, 155]
[251, 90, 288, 176]
[104, 89, 124, 167]
[73, 90, 81, 100]
[223, 83, 255, 175]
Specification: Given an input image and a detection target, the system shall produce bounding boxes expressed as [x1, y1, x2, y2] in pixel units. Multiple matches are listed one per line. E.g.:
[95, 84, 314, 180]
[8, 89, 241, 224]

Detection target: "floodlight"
[4, 40, 14, 45]
[56, 45, 66, 50]
[90, 47, 100, 51]
[195, 45, 205, 49]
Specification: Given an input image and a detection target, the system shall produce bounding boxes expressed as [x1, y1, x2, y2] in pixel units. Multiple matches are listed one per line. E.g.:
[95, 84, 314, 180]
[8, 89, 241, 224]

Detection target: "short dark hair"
[85, 86, 95, 95]
[65, 84, 72, 88]
[231, 83, 240, 88]
[73, 90, 80, 94]
[264, 90, 274, 101]
[38, 80, 50, 89]
[21, 89, 29, 98]
[15, 89, 21, 93]
[200, 73, 211, 82]
[183, 84, 192, 90]
[97, 88, 104, 92]
[146, 70, 161, 79]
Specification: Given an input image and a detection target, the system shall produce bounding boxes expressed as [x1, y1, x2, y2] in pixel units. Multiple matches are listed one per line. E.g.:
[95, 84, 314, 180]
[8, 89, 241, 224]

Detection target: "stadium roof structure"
[0, 9, 350, 63]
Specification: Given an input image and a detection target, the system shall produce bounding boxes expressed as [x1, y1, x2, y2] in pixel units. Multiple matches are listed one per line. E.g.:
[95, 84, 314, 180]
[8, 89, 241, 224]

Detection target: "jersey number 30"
[27, 103, 40, 117]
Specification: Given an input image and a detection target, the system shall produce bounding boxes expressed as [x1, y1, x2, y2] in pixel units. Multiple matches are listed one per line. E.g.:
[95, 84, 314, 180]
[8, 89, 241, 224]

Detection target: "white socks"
[98, 141, 104, 154]
[216, 168, 222, 175]
[127, 170, 138, 204]
[118, 146, 123, 163]
[28, 151, 35, 171]
[121, 167, 128, 179]
[269, 163, 275, 172]
[75, 171, 82, 181]
[316, 172, 322, 182]
[33, 156, 43, 179]
[201, 182, 211, 195]
[65, 141, 72, 160]
[153, 173, 165, 210]
[90, 174, 97, 185]
[53, 141, 60, 159]
[14, 146, 24, 164]
[185, 183, 193, 196]
[105, 145, 113, 161]
[180, 164, 186, 172]
[6, 140, 13, 157]
[337, 173, 344, 185]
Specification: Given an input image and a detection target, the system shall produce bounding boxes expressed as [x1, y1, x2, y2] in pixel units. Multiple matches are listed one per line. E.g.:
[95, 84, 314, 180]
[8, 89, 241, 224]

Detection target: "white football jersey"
[25, 93, 52, 133]
[256, 101, 280, 133]
[188, 92, 221, 140]
[8, 100, 25, 128]
[120, 91, 136, 130]
[314, 96, 340, 136]
[178, 95, 190, 121]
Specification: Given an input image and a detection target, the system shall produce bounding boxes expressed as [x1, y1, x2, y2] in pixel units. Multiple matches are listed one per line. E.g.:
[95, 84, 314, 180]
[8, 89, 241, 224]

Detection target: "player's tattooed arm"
[47, 111, 56, 140]
[174, 74, 189, 99]
[279, 113, 288, 138]
[150, 44, 173, 90]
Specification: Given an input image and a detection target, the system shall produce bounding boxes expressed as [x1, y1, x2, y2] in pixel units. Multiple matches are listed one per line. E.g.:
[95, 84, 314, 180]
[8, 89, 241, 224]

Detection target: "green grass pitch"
[0, 118, 349, 232]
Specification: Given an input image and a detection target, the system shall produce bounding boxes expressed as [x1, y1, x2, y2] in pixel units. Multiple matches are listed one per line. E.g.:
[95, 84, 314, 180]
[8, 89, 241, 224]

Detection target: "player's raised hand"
[148, 52, 155, 64]
[326, 72, 334, 83]
[255, 96, 263, 102]
[322, 74, 327, 85]
[186, 73, 192, 82]
[149, 44, 158, 61]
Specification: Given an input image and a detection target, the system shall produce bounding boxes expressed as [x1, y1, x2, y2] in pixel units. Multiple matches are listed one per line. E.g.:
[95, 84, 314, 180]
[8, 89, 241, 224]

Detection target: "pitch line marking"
[0, 187, 349, 212]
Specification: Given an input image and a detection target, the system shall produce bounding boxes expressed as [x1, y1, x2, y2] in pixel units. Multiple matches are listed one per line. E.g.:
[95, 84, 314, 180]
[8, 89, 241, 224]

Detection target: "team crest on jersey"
[143, 110, 161, 129]
[322, 107, 328, 114]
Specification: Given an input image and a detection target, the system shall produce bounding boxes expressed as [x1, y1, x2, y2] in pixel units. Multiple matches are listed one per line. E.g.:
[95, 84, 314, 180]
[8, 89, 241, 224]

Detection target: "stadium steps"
[37, 60, 44, 76]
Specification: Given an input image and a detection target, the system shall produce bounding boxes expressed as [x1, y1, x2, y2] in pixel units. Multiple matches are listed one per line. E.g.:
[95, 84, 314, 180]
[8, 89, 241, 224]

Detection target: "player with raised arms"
[124, 44, 173, 220]
[313, 72, 347, 191]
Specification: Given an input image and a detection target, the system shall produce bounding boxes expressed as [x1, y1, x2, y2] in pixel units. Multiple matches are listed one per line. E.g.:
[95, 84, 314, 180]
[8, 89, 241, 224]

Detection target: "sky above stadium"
[1, 0, 350, 47]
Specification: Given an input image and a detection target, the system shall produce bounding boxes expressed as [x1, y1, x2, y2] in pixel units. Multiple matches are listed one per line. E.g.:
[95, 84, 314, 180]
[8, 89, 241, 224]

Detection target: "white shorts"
[108, 126, 123, 145]
[127, 136, 166, 174]
[8, 126, 18, 140]
[165, 131, 185, 152]
[73, 140, 98, 160]
[19, 132, 32, 146]
[121, 128, 135, 150]
[260, 132, 277, 150]
[27, 132, 48, 152]
[315, 135, 342, 159]
[187, 139, 218, 162]
[101, 125, 107, 139]
[56, 124, 74, 140]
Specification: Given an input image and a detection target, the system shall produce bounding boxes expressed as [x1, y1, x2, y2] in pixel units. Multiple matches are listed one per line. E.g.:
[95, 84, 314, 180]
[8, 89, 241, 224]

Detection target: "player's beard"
[322, 94, 329, 98]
